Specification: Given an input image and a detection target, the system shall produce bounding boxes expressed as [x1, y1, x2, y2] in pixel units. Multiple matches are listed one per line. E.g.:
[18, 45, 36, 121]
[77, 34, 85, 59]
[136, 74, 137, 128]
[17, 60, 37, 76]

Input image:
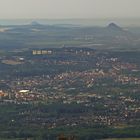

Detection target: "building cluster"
[0, 48, 140, 128]
[32, 50, 52, 55]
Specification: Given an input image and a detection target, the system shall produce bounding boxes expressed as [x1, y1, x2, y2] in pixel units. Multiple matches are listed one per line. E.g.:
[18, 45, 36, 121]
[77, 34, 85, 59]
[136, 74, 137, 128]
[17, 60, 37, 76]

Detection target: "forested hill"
[0, 22, 139, 51]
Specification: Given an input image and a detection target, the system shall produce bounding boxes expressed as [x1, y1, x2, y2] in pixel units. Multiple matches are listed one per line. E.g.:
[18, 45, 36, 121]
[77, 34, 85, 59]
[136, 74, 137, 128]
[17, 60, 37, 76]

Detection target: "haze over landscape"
[0, 0, 140, 26]
[0, 0, 140, 140]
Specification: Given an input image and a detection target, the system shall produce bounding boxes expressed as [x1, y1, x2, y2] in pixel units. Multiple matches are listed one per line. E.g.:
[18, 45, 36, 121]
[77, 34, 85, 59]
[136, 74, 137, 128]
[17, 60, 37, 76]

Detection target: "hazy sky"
[0, 0, 140, 19]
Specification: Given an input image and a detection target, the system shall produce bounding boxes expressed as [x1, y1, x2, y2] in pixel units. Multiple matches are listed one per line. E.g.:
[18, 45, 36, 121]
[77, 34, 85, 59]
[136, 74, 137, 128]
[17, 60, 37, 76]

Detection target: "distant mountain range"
[0, 22, 140, 51]
[30, 21, 41, 26]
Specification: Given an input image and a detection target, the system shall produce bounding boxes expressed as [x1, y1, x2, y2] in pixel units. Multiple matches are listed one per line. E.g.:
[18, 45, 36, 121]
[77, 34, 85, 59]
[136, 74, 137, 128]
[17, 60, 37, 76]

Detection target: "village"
[0, 48, 140, 128]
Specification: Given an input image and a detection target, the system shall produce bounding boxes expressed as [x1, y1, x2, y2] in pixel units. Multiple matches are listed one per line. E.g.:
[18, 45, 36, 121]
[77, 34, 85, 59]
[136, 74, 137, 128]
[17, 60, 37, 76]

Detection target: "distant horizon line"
[0, 17, 140, 20]
[0, 18, 140, 27]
